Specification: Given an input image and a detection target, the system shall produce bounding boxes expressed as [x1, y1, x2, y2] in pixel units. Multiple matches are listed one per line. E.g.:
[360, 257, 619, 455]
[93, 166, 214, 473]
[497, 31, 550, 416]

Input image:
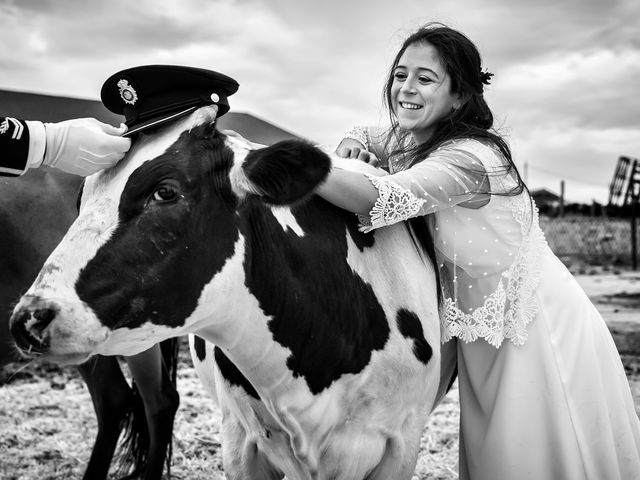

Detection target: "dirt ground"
[0, 266, 639, 480]
[573, 266, 640, 417]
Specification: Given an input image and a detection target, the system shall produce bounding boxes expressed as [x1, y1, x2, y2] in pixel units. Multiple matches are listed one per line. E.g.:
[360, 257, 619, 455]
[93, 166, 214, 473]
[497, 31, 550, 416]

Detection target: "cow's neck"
[189, 230, 302, 398]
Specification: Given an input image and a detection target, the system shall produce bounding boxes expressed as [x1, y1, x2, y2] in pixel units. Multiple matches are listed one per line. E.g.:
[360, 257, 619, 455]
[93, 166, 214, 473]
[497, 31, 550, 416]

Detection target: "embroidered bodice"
[342, 136, 548, 348]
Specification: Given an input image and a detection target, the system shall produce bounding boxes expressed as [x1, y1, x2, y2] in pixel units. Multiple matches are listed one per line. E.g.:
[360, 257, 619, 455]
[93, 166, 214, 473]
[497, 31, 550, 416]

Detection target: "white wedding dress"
[352, 136, 640, 479]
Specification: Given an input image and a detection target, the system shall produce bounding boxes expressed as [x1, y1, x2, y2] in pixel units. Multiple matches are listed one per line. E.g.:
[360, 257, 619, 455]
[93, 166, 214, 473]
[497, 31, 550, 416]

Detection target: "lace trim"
[441, 197, 548, 348]
[357, 175, 425, 233]
[342, 126, 369, 149]
[355, 167, 548, 348]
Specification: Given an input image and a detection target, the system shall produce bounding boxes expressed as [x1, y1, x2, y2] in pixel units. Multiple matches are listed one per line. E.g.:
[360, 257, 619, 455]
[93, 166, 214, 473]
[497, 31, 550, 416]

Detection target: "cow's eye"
[152, 184, 179, 202]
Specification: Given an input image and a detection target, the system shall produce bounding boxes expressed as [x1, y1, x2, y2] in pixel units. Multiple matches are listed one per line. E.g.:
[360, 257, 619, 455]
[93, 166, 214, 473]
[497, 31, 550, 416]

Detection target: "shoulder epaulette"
[0, 116, 30, 177]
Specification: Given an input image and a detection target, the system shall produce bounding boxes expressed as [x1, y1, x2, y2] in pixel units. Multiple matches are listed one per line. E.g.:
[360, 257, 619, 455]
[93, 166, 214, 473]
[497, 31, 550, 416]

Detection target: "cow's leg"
[366, 421, 424, 480]
[189, 336, 282, 480]
[219, 411, 284, 480]
[77, 355, 133, 480]
[125, 342, 180, 480]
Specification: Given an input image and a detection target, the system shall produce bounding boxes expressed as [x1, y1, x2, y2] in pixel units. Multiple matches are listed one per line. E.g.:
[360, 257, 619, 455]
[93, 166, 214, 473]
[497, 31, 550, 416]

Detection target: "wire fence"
[540, 216, 638, 266]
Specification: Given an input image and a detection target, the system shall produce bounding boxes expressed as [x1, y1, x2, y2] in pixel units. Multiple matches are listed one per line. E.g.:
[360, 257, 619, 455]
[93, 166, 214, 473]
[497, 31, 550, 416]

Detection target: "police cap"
[101, 65, 239, 137]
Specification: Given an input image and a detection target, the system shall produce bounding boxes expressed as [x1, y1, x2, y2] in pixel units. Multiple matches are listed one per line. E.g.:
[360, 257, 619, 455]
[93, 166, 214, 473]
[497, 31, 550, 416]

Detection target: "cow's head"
[9, 106, 331, 364]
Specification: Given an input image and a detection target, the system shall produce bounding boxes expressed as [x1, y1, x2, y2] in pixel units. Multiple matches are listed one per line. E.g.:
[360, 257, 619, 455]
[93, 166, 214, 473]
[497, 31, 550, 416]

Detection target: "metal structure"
[609, 156, 640, 269]
[608, 156, 631, 207]
[624, 159, 640, 206]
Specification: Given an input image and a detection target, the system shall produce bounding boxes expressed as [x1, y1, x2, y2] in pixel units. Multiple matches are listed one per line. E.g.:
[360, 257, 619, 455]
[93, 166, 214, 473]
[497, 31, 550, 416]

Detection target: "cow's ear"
[241, 140, 331, 205]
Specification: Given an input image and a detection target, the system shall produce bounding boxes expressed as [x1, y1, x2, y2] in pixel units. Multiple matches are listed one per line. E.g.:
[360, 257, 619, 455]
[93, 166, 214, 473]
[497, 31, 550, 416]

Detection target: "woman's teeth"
[400, 102, 422, 110]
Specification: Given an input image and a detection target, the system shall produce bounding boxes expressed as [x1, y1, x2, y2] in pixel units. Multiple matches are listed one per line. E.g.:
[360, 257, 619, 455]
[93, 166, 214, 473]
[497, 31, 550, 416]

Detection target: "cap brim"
[123, 106, 198, 137]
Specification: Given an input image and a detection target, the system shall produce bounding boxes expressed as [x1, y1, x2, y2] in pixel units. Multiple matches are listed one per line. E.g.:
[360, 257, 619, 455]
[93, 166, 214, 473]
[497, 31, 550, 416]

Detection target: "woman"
[317, 23, 640, 479]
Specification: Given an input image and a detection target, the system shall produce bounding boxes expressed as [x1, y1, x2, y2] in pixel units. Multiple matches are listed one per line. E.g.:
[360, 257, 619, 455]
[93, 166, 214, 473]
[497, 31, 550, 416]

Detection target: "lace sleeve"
[342, 126, 369, 149]
[359, 139, 493, 231]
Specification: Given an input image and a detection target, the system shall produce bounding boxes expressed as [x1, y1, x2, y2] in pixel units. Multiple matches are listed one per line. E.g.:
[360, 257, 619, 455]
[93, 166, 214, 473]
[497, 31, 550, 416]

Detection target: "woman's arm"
[318, 139, 494, 230]
[316, 161, 382, 215]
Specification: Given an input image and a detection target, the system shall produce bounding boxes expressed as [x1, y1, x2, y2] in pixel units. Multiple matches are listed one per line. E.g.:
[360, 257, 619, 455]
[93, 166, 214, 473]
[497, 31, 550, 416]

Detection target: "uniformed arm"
[0, 116, 130, 177]
[318, 139, 493, 229]
[0, 117, 43, 176]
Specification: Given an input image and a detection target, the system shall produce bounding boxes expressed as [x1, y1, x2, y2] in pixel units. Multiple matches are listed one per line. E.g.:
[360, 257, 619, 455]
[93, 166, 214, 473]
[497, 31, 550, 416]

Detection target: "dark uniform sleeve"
[0, 117, 31, 177]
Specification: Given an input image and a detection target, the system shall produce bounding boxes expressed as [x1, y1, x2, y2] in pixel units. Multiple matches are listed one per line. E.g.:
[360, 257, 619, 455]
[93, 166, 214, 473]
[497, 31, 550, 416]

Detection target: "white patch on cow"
[227, 134, 262, 199]
[222, 129, 266, 150]
[184, 235, 297, 389]
[345, 226, 439, 340]
[342, 225, 441, 410]
[188, 335, 220, 405]
[93, 322, 185, 357]
[270, 206, 305, 236]
[190, 105, 219, 129]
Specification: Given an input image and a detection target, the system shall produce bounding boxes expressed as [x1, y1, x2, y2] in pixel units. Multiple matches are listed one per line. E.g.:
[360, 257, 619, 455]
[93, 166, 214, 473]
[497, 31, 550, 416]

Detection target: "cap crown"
[101, 65, 239, 136]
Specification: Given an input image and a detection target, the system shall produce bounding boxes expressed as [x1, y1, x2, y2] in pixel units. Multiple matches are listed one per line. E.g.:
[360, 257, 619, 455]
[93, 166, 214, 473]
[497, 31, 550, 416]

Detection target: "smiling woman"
[390, 43, 462, 145]
[319, 22, 640, 480]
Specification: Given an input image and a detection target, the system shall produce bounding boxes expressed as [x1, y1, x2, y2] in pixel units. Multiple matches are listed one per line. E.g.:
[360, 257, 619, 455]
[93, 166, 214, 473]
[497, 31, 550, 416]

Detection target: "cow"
[0, 167, 178, 480]
[10, 105, 456, 479]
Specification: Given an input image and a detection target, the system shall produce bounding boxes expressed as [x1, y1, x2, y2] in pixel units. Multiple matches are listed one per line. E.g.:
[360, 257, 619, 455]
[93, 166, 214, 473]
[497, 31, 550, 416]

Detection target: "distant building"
[531, 188, 561, 214]
[0, 89, 300, 146]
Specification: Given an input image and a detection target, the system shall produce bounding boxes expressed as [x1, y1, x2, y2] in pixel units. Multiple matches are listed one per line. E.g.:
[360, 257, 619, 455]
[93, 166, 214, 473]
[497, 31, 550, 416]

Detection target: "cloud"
[494, 48, 640, 129]
[464, 0, 640, 67]
[485, 42, 640, 203]
[510, 124, 640, 203]
[0, 0, 638, 203]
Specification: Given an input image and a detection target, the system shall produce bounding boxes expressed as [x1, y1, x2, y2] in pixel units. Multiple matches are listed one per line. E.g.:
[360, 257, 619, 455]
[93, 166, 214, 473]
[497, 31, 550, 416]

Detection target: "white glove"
[43, 118, 131, 176]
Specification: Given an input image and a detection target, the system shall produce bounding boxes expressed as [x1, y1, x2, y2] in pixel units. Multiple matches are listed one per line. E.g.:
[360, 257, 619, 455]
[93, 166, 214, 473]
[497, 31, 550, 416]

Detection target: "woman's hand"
[335, 138, 381, 167]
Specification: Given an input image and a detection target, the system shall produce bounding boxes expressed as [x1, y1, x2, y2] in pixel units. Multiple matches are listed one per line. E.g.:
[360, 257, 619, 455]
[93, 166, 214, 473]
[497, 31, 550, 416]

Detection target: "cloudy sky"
[1, 0, 638, 203]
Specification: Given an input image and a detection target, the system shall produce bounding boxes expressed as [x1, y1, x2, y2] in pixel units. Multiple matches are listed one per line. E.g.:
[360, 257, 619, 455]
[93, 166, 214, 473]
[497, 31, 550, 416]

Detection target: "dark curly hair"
[383, 22, 525, 196]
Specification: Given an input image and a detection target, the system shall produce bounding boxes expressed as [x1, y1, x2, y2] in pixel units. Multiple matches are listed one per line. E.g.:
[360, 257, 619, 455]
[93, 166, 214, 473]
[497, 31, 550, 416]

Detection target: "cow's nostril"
[33, 307, 57, 332]
[10, 308, 49, 354]
[9, 303, 58, 355]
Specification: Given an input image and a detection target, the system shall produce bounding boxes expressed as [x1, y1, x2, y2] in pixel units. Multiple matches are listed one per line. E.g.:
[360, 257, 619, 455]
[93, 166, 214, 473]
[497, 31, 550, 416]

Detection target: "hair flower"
[480, 69, 494, 86]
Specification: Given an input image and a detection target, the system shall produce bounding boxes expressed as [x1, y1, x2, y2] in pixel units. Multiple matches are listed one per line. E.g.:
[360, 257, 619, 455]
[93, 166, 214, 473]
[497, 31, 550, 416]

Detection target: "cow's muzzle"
[9, 296, 59, 356]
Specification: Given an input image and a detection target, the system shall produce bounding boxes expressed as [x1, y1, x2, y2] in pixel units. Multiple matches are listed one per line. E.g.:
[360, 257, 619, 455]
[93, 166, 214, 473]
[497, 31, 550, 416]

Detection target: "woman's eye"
[418, 76, 433, 84]
[393, 71, 406, 81]
[152, 185, 178, 202]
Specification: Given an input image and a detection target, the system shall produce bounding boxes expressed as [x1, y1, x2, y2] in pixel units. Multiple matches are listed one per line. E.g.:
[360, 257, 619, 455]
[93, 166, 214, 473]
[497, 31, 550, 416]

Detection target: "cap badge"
[117, 79, 138, 105]
[210, 93, 220, 103]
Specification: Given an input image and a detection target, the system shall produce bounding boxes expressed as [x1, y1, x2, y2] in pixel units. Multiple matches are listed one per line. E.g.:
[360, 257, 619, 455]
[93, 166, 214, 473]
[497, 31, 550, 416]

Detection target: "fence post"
[633, 200, 638, 270]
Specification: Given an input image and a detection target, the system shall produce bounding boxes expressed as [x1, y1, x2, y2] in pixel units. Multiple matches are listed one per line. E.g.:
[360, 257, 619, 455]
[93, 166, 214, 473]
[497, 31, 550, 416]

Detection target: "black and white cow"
[10, 106, 455, 480]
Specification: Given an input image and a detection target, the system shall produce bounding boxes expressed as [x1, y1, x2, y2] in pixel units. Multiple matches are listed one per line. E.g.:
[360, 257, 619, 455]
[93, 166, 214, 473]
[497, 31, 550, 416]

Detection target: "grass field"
[0, 344, 460, 480]
[2, 266, 640, 480]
